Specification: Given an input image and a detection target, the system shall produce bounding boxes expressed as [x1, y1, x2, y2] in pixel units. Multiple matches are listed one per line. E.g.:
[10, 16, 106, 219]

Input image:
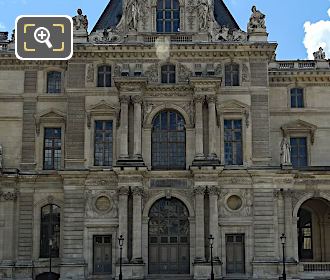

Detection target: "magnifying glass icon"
[34, 27, 53, 49]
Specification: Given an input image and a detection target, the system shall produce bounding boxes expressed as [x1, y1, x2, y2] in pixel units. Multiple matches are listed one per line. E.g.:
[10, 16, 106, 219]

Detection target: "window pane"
[224, 120, 243, 165]
[94, 120, 113, 166]
[152, 110, 185, 170]
[290, 137, 307, 168]
[97, 66, 111, 87]
[44, 128, 61, 170]
[47, 71, 61, 94]
[157, 0, 180, 33]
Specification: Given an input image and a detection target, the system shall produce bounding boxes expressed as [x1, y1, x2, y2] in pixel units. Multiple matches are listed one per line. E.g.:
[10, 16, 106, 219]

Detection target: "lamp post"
[280, 233, 286, 280]
[118, 235, 124, 280]
[48, 238, 53, 280]
[208, 234, 215, 280]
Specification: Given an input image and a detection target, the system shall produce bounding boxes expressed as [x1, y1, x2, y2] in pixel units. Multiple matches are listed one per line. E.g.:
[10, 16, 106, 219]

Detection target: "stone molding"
[281, 119, 317, 144]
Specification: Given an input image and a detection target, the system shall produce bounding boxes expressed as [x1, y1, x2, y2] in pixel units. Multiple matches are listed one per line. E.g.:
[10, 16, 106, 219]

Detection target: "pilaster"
[132, 186, 144, 263]
[193, 186, 206, 262]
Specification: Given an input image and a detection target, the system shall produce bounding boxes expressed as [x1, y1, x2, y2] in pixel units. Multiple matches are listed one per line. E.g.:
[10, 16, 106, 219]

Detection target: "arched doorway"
[297, 198, 330, 262]
[148, 197, 190, 274]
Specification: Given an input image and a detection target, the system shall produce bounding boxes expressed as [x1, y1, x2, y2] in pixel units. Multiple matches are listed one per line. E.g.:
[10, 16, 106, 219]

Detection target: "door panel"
[226, 234, 245, 274]
[93, 235, 112, 275]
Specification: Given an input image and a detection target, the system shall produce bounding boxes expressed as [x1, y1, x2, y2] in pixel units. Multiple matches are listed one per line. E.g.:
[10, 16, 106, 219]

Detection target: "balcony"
[270, 60, 330, 70]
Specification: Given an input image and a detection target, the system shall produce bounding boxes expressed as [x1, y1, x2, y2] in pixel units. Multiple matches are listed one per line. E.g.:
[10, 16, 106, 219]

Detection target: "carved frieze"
[0, 189, 19, 201]
[178, 64, 192, 83]
[193, 186, 206, 195]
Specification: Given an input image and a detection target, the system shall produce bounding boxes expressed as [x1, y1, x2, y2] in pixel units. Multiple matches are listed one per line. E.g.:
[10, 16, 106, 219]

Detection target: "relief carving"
[85, 190, 118, 218]
[145, 63, 159, 83]
[219, 189, 253, 217]
[0, 189, 19, 201]
[178, 64, 192, 82]
[86, 64, 94, 83]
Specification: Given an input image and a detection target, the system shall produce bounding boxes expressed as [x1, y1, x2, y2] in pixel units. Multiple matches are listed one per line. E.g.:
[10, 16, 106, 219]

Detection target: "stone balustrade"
[302, 262, 330, 272]
[270, 60, 330, 70]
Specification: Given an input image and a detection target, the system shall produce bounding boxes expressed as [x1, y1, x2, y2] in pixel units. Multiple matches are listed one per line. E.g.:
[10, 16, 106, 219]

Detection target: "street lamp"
[208, 234, 215, 280]
[280, 233, 286, 280]
[118, 235, 124, 280]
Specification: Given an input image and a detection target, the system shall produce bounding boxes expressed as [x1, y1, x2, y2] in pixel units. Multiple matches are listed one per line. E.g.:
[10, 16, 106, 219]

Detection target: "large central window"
[156, 0, 180, 33]
[224, 119, 243, 165]
[94, 120, 113, 166]
[152, 110, 185, 170]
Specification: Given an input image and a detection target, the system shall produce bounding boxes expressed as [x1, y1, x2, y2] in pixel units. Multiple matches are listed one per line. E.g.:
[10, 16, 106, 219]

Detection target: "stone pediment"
[281, 119, 317, 144]
[88, 100, 118, 113]
[218, 99, 249, 113]
[34, 109, 66, 134]
[86, 100, 119, 128]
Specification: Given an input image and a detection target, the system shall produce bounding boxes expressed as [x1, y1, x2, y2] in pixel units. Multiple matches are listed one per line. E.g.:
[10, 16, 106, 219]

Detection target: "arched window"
[97, 65, 112, 87]
[225, 63, 239, 86]
[47, 71, 61, 93]
[40, 204, 60, 258]
[156, 0, 180, 33]
[161, 64, 176, 83]
[298, 208, 313, 260]
[152, 110, 185, 170]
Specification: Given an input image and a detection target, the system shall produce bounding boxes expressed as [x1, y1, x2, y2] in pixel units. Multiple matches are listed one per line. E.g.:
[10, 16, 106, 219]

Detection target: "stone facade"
[0, 1, 330, 279]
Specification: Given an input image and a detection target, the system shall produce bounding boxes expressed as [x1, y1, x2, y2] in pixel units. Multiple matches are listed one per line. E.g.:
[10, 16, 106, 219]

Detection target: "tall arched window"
[156, 0, 180, 33]
[298, 208, 313, 260]
[47, 71, 62, 93]
[40, 204, 60, 258]
[152, 110, 186, 170]
[225, 63, 240, 86]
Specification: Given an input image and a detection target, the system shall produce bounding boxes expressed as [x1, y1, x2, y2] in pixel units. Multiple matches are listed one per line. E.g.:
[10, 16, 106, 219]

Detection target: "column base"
[281, 163, 293, 170]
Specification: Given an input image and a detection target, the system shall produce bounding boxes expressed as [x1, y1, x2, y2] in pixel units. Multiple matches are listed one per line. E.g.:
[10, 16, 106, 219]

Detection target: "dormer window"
[156, 0, 180, 33]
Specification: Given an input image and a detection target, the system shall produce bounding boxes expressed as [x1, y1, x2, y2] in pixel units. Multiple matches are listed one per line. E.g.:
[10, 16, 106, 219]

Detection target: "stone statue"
[72, 9, 88, 31]
[126, 0, 140, 30]
[280, 137, 291, 165]
[248, 5, 266, 33]
[197, 0, 211, 31]
[313, 47, 326, 60]
[0, 144, 3, 170]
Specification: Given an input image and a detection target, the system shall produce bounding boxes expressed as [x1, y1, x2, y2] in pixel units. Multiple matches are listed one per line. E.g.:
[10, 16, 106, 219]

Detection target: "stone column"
[208, 186, 220, 260]
[193, 186, 206, 261]
[132, 186, 144, 262]
[132, 96, 143, 159]
[119, 95, 130, 159]
[194, 96, 204, 159]
[118, 186, 129, 261]
[284, 191, 294, 260]
[206, 95, 217, 159]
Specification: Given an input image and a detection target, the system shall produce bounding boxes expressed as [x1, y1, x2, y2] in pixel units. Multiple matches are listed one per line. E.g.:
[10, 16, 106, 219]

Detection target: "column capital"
[193, 186, 206, 195]
[132, 95, 143, 104]
[119, 95, 130, 104]
[206, 95, 217, 104]
[117, 186, 130, 196]
[208, 185, 220, 196]
[194, 95, 205, 103]
[132, 186, 144, 196]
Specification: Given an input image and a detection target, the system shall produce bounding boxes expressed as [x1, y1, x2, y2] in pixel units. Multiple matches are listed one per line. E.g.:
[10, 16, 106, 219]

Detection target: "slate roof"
[92, 0, 240, 32]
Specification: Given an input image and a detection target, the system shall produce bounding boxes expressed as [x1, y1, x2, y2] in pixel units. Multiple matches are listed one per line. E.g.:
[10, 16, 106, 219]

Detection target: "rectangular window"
[97, 66, 111, 87]
[43, 128, 62, 170]
[290, 137, 307, 167]
[224, 120, 243, 165]
[94, 120, 113, 166]
[47, 71, 61, 93]
[291, 88, 304, 108]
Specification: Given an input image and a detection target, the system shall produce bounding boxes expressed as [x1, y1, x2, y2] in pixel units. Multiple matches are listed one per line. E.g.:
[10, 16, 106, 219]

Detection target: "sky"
[0, 0, 329, 60]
